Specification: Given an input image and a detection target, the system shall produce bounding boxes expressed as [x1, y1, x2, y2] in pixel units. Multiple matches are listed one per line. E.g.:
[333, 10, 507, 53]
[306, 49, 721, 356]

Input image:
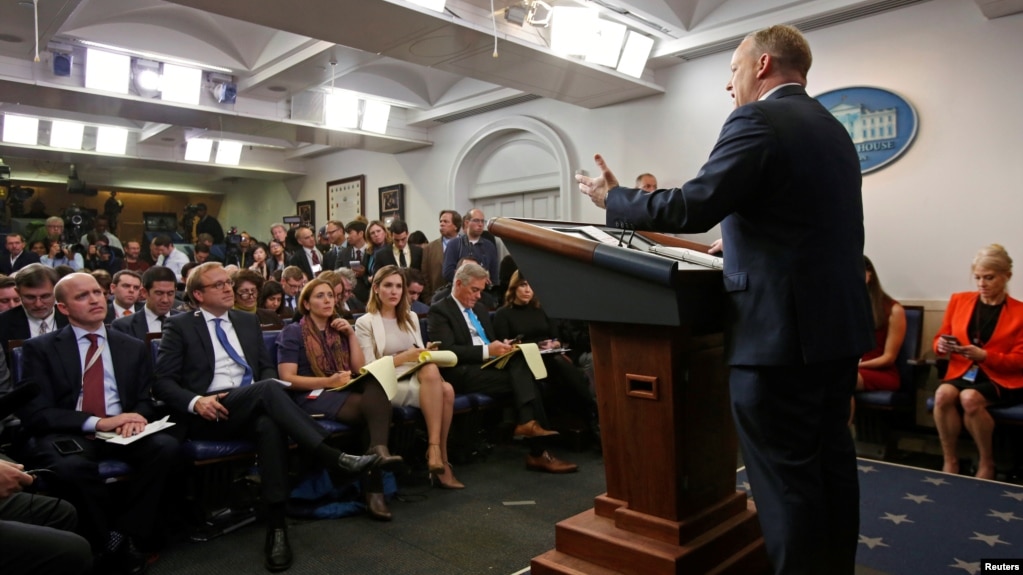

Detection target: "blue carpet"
[737, 459, 1023, 575]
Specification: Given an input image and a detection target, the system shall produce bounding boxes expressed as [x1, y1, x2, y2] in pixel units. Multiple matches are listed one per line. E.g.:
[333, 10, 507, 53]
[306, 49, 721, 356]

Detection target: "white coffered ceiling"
[0, 0, 1013, 192]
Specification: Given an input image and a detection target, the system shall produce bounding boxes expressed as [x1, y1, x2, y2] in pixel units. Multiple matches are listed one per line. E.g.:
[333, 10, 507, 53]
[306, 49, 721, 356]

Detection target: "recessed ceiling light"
[0, 34, 24, 44]
[267, 86, 287, 93]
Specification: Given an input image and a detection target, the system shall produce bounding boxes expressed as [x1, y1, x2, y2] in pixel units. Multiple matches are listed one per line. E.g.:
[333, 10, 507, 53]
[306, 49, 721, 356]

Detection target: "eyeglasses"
[468, 218, 485, 225]
[236, 289, 258, 297]
[326, 228, 341, 235]
[201, 279, 235, 291]
[19, 293, 54, 303]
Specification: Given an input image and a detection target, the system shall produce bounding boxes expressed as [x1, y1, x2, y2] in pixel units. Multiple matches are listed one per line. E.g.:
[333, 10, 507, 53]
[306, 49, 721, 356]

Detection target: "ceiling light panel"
[96, 126, 128, 155]
[185, 138, 213, 162]
[85, 48, 130, 94]
[161, 64, 202, 105]
[361, 100, 391, 134]
[3, 114, 39, 145]
[214, 140, 243, 165]
[50, 120, 85, 150]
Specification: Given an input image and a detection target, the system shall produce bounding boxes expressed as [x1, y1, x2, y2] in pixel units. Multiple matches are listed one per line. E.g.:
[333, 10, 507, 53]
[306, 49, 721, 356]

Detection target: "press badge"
[963, 365, 979, 382]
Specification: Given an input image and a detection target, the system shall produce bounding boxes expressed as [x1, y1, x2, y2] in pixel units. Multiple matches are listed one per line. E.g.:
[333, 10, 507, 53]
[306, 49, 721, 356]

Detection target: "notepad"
[96, 415, 176, 445]
[481, 343, 547, 379]
[647, 245, 723, 269]
[324, 356, 398, 399]
[396, 350, 458, 381]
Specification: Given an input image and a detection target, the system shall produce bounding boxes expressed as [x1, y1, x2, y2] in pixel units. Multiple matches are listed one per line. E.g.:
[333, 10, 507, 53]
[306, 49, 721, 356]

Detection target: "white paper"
[95, 415, 176, 445]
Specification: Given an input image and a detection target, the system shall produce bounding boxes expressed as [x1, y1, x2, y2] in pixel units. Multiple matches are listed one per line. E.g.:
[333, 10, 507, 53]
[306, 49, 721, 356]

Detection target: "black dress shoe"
[365, 492, 393, 521]
[264, 527, 293, 572]
[337, 452, 379, 474]
[115, 537, 149, 575]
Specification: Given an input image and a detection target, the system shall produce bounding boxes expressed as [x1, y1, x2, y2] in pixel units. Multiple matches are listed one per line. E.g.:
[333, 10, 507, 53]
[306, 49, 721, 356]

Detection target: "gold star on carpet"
[880, 512, 913, 525]
[987, 509, 1023, 522]
[858, 535, 889, 549]
[969, 532, 1009, 547]
[949, 558, 980, 574]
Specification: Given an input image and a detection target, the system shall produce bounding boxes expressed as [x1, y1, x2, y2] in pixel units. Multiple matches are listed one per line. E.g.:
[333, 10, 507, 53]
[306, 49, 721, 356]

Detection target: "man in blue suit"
[578, 25, 873, 575]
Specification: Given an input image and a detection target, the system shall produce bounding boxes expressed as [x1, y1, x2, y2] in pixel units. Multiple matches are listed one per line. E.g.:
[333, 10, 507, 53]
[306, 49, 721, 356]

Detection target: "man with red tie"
[17, 272, 180, 574]
[104, 270, 144, 325]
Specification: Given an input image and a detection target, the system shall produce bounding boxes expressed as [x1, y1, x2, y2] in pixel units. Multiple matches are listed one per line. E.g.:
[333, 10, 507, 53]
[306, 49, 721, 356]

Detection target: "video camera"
[62, 205, 95, 244]
[224, 226, 243, 262]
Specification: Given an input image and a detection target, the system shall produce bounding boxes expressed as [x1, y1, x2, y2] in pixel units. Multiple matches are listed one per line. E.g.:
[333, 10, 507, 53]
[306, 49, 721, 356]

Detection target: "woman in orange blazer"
[933, 244, 1023, 479]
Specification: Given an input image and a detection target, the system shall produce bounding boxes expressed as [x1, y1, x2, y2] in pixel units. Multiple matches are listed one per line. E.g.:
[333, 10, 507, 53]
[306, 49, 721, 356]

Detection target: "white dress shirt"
[72, 325, 122, 432]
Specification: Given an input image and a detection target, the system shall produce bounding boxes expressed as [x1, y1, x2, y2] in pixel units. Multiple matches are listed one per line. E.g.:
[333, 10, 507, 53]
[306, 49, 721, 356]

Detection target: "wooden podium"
[489, 218, 769, 575]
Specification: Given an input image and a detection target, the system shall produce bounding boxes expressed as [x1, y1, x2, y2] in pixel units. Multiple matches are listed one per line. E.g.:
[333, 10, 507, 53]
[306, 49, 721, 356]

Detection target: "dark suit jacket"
[104, 301, 145, 325]
[372, 244, 423, 272]
[325, 245, 371, 301]
[606, 85, 873, 366]
[110, 308, 181, 341]
[427, 297, 496, 371]
[288, 250, 317, 281]
[0, 251, 41, 275]
[153, 309, 277, 415]
[18, 326, 156, 433]
[196, 215, 225, 245]
[0, 306, 70, 354]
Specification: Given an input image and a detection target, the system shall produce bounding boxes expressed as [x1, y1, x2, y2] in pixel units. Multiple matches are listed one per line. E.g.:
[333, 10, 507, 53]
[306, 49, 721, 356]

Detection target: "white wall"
[265, 0, 1021, 303]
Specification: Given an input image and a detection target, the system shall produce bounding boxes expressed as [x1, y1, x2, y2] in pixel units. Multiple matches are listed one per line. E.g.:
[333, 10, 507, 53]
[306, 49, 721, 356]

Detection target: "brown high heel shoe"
[426, 443, 444, 474]
[367, 444, 404, 471]
[431, 463, 465, 490]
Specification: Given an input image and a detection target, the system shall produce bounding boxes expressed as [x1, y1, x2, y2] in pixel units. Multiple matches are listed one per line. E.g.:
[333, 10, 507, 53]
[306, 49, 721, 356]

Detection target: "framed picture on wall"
[379, 183, 404, 226]
[297, 200, 315, 227]
[327, 175, 365, 224]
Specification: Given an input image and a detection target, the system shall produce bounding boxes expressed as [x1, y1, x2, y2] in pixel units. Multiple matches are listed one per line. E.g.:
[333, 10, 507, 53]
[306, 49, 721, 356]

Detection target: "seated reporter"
[110, 266, 181, 340]
[18, 273, 179, 574]
[493, 271, 599, 446]
[856, 257, 906, 392]
[355, 266, 462, 489]
[152, 263, 379, 571]
[231, 269, 283, 330]
[276, 278, 404, 521]
[259, 280, 285, 320]
[933, 244, 1023, 480]
[429, 263, 577, 473]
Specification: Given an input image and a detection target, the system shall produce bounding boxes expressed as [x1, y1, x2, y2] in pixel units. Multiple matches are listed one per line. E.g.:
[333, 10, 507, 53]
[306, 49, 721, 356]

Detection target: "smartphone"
[53, 439, 84, 456]
[426, 341, 441, 350]
[940, 334, 961, 346]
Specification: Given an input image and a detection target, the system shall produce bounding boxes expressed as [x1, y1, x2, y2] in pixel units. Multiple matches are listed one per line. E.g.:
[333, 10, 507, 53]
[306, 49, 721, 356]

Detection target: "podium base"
[531, 500, 769, 575]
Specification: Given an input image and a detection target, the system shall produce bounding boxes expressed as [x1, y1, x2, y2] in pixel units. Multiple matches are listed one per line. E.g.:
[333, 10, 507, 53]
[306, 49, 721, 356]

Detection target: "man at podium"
[578, 24, 873, 575]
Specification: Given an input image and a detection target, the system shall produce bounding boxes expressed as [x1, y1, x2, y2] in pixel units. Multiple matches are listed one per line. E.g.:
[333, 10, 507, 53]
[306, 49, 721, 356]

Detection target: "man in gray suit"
[579, 25, 873, 575]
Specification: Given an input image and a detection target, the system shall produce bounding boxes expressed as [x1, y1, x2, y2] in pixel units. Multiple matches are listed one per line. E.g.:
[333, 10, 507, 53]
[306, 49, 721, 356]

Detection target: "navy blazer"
[372, 244, 423, 272]
[110, 308, 181, 341]
[18, 325, 156, 433]
[0, 306, 70, 353]
[0, 251, 40, 275]
[153, 309, 277, 414]
[427, 296, 496, 366]
[288, 250, 317, 281]
[104, 301, 145, 325]
[606, 85, 873, 366]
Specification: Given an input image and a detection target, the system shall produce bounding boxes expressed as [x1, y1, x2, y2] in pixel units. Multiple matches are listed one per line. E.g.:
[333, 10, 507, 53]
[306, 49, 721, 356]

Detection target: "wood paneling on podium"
[490, 218, 769, 575]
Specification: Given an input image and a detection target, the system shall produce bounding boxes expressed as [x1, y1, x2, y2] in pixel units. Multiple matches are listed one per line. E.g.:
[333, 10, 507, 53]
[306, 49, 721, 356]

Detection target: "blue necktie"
[214, 318, 253, 386]
[465, 308, 490, 345]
